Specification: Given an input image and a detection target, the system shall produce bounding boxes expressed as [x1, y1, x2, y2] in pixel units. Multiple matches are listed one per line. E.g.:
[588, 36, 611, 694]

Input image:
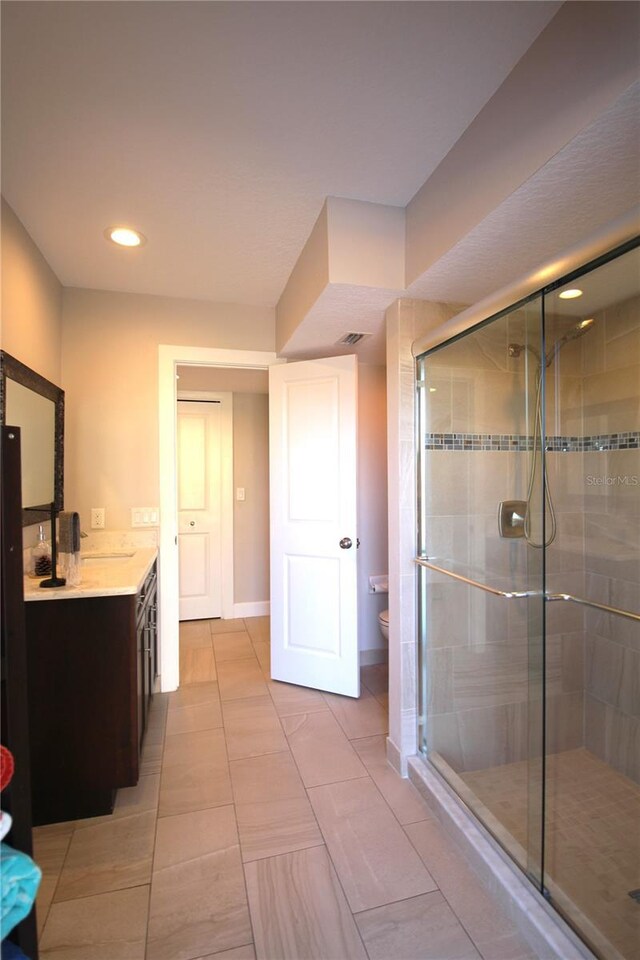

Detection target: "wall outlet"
[90, 507, 105, 529]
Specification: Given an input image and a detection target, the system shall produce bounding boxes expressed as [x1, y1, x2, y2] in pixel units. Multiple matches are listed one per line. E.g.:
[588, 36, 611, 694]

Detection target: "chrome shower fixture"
[508, 318, 595, 368]
[506, 317, 595, 548]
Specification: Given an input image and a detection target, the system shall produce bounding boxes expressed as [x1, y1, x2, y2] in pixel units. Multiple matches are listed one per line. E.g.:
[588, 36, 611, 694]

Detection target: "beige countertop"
[24, 548, 157, 601]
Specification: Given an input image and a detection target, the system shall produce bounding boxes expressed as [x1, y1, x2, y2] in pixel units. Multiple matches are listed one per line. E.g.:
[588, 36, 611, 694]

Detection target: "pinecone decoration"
[34, 556, 52, 577]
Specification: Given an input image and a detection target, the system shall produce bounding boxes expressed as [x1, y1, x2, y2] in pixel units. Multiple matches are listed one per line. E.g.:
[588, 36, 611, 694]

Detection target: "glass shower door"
[416, 295, 547, 889]
[416, 238, 640, 960]
[541, 243, 640, 960]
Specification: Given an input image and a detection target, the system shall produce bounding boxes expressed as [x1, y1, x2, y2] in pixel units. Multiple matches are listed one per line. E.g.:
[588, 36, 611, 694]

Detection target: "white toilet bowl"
[378, 609, 389, 641]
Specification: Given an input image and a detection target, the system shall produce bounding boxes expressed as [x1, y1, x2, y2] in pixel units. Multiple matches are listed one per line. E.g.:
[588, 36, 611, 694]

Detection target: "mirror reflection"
[0, 351, 64, 525]
[5, 378, 55, 507]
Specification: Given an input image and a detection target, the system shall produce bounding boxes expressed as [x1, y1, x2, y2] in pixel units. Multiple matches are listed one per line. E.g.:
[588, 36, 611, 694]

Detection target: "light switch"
[236, 487, 246, 501]
[131, 506, 160, 527]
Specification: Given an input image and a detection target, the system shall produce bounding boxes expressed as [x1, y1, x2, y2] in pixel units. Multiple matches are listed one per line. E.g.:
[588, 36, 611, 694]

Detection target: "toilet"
[378, 609, 389, 641]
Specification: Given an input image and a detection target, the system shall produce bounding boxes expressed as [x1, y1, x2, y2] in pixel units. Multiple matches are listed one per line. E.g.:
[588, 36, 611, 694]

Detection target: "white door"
[177, 399, 224, 620]
[269, 354, 359, 697]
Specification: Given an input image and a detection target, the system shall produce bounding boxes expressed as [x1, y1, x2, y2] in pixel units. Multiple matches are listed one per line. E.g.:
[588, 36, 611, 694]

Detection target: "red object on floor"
[0, 744, 15, 791]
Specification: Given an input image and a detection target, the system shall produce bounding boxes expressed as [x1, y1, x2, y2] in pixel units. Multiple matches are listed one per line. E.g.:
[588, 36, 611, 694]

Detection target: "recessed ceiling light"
[105, 226, 146, 247]
[558, 288, 583, 300]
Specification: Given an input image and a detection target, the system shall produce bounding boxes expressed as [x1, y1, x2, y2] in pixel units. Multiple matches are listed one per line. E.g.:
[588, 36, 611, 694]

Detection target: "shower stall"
[416, 239, 639, 960]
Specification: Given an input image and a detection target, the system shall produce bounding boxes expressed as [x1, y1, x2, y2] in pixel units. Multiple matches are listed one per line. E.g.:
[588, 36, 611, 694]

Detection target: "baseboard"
[359, 647, 387, 666]
[386, 736, 406, 777]
[232, 601, 270, 618]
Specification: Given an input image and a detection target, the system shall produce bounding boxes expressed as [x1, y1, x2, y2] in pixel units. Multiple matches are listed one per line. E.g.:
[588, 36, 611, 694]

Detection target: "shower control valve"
[498, 500, 527, 539]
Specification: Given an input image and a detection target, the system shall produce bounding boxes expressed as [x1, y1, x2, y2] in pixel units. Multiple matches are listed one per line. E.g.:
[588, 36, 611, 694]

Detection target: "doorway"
[177, 394, 232, 621]
[158, 346, 280, 693]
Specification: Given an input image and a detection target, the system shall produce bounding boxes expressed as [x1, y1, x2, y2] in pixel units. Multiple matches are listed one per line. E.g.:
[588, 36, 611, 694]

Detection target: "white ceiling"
[1, 1, 560, 307]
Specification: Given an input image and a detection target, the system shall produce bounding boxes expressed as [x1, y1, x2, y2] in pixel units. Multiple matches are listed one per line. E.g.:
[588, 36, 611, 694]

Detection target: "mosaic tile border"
[425, 432, 640, 452]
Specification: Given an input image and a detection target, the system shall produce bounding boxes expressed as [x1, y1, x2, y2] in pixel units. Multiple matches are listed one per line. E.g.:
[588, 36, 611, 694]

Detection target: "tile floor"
[33, 616, 537, 960]
[465, 748, 640, 960]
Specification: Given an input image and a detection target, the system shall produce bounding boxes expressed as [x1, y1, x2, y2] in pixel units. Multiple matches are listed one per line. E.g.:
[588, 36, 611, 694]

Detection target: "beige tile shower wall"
[583, 294, 639, 784]
[423, 307, 587, 775]
[424, 447, 585, 775]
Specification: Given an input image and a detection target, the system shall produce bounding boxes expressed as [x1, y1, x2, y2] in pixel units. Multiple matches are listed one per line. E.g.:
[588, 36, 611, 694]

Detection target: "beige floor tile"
[355, 890, 482, 960]
[244, 616, 270, 643]
[147, 805, 252, 960]
[114, 773, 161, 818]
[236, 797, 324, 861]
[308, 777, 437, 912]
[180, 619, 215, 647]
[213, 631, 257, 662]
[361, 663, 389, 700]
[36, 876, 61, 937]
[245, 845, 367, 960]
[251, 640, 271, 677]
[140, 740, 163, 776]
[33, 821, 75, 934]
[74, 774, 160, 830]
[159, 728, 232, 817]
[39, 884, 149, 959]
[222, 696, 288, 760]
[166, 697, 223, 736]
[404, 819, 551, 960]
[323, 685, 388, 739]
[266, 678, 327, 717]
[210, 618, 247, 635]
[180, 644, 217, 684]
[230, 752, 306, 805]
[352, 736, 434, 824]
[169, 680, 220, 709]
[54, 810, 156, 901]
[281, 710, 368, 787]
[218, 658, 268, 701]
[194, 947, 255, 960]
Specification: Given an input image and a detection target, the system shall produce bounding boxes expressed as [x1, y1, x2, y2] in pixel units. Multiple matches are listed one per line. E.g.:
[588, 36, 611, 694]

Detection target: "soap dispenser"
[32, 524, 52, 578]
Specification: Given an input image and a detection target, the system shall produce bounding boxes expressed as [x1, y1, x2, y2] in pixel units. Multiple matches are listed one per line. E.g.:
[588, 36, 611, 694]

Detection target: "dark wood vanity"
[24, 557, 158, 825]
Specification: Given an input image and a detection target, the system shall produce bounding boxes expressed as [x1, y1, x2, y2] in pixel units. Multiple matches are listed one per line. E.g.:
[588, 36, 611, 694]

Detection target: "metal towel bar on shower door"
[414, 557, 640, 623]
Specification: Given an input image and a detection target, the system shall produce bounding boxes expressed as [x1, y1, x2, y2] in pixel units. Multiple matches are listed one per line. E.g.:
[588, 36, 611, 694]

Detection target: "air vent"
[336, 332, 372, 346]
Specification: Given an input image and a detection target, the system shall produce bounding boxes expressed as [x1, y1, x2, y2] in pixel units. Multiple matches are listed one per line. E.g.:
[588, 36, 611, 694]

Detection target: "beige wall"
[62, 287, 275, 529]
[233, 392, 269, 605]
[1, 198, 63, 384]
[357, 363, 389, 655]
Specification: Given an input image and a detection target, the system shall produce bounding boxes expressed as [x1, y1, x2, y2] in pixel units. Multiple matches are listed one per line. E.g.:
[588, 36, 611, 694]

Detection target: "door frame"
[158, 346, 281, 692]
[176, 390, 233, 622]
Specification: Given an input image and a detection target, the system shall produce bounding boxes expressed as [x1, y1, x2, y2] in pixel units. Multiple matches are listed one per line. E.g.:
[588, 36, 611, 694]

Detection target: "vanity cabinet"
[24, 559, 158, 825]
[136, 562, 158, 748]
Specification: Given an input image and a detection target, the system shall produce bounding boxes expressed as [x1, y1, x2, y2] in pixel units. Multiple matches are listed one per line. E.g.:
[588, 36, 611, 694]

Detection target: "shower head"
[508, 319, 595, 367]
[545, 318, 595, 366]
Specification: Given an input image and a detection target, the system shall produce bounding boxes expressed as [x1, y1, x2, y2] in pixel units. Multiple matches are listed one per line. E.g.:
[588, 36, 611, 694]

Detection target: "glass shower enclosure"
[416, 239, 639, 960]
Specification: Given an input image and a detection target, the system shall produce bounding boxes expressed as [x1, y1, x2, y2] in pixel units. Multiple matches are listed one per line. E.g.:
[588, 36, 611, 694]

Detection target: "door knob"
[189, 521, 195, 527]
[339, 537, 353, 549]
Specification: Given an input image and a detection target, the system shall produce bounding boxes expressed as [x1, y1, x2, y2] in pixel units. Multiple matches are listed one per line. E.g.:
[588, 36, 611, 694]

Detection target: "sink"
[82, 552, 135, 562]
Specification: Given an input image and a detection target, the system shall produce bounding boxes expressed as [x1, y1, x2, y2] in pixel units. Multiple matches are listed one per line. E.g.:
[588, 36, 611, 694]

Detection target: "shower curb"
[407, 756, 598, 960]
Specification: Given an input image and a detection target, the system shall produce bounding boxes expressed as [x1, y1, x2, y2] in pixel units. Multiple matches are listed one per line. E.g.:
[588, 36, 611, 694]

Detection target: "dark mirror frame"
[0, 351, 64, 526]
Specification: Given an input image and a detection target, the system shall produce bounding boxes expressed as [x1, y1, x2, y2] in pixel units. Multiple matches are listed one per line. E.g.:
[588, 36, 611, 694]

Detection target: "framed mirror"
[0, 351, 64, 526]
